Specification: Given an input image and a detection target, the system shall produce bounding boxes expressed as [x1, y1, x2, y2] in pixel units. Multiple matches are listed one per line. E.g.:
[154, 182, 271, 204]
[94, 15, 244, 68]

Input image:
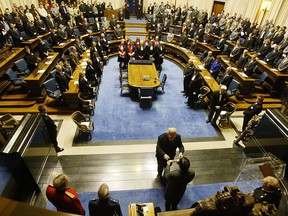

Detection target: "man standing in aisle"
[206, 85, 228, 127]
[164, 157, 195, 211]
[38, 105, 64, 153]
[156, 128, 184, 178]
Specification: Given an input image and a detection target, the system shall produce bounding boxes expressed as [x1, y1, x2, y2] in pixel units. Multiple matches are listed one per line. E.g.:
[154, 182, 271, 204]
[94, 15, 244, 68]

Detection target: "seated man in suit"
[79, 72, 94, 99]
[89, 183, 123, 216]
[244, 53, 258, 77]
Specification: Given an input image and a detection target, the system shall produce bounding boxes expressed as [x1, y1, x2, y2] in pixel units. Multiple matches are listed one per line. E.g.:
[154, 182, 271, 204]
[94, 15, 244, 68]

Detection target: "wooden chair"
[71, 111, 94, 140]
[78, 92, 95, 115]
[196, 86, 210, 107]
[218, 102, 237, 128]
[138, 87, 154, 108]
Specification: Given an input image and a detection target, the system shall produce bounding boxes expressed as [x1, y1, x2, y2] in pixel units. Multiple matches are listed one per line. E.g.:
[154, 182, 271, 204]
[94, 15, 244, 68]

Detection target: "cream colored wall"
[1, 0, 38, 11]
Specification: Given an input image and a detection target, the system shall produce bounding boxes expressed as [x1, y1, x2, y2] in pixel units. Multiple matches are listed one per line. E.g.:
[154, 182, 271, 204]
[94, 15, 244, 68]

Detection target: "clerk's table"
[128, 203, 155, 216]
[128, 62, 161, 88]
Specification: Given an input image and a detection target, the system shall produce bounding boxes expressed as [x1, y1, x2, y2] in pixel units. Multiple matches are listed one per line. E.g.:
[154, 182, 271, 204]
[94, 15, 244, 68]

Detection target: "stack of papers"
[204, 76, 211, 80]
[74, 81, 79, 85]
[45, 61, 51, 64]
[239, 72, 248, 78]
[59, 42, 65, 46]
[198, 65, 204, 70]
[37, 69, 45, 73]
[47, 56, 53, 59]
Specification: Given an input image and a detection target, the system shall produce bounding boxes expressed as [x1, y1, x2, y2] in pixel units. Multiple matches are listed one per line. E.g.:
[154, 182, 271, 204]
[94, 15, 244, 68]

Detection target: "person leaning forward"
[46, 174, 85, 215]
[156, 128, 184, 178]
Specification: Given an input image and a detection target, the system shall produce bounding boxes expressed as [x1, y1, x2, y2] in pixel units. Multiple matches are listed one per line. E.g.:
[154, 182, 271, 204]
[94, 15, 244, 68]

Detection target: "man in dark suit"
[182, 58, 196, 96]
[242, 96, 264, 131]
[215, 33, 226, 52]
[79, 72, 94, 99]
[89, 183, 122, 216]
[236, 49, 249, 70]
[186, 69, 202, 108]
[38, 105, 64, 153]
[164, 157, 195, 211]
[23, 46, 39, 72]
[229, 39, 243, 62]
[156, 128, 185, 177]
[206, 85, 229, 126]
[203, 51, 214, 70]
[278, 56, 288, 73]
[220, 67, 233, 88]
[55, 65, 69, 93]
[244, 54, 258, 77]
[8, 23, 24, 47]
[85, 60, 98, 86]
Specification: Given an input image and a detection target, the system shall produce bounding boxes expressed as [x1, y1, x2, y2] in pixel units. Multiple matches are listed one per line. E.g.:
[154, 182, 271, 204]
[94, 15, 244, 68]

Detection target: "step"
[0, 100, 37, 107]
[126, 32, 148, 36]
[125, 23, 147, 28]
[244, 97, 282, 104]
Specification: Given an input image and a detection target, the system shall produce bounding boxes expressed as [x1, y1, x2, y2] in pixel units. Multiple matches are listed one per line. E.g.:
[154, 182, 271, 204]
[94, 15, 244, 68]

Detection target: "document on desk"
[259, 60, 267, 64]
[47, 56, 54, 59]
[239, 72, 248, 77]
[37, 69, 45, 74]
[223, 60, 229, 63]
[80, 122, 90, 127]
[198, 65, 204, 70]
[204, 76, 211, 79]
[81, 62, 87, 66]
[232, 67, 238, 70]
[45, 61, 52, 64]
[74, 81, 79, 85]
[59, 42, 65, 46]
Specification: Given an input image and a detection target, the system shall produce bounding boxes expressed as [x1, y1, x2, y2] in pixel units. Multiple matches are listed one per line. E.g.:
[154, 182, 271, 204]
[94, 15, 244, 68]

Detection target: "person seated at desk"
[251, 176, 282, 209]
[23, 46, 40, 72]
[79, 72, 94, 99]
[57, 23, 68, 42]
[257, 38, 272, 59]
[114, 24, 123, 40]
[230, 39, 243, 63]
[236, 49, 249, 70]
[209, 56, 222, 79]
[55, 65, 70, 93]
[202, 51, 215, 70]
[264, 45, 281, 66]
[278, 55, 288, 73]
[178, 32, 189, 48]
[89, 183, 122, 216]
[243, 53, 257, 77]
[186, 69, 203, 109]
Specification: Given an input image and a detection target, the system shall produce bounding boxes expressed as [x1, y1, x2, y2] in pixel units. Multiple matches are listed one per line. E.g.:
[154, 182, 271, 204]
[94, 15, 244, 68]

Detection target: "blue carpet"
[46, 181, 262, 215]
[87, 57, 219, 143]
[127, 27, 146, 32]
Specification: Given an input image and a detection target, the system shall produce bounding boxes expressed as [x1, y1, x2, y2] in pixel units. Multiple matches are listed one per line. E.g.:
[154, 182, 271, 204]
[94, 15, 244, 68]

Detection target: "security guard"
[89, 183, 123, 216]
[46, 174, 85, 215]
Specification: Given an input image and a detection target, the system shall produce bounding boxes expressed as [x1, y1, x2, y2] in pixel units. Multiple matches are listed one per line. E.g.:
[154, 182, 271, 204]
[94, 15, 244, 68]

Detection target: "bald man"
[156, 128, 185, 177]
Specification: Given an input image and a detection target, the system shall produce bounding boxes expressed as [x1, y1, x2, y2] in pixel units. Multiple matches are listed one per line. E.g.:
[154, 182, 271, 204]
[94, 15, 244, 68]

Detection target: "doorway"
[212, 1, 225, 16]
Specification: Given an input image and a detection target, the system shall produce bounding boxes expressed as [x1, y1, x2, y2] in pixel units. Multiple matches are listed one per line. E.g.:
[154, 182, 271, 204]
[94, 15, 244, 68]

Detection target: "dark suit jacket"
[85, 65, 97, 83]
[164, 165, 195, 204]
[243, 103, 263, 118]
[203, 56, 215, 70]
[55, 72, 69, 92]
[221, 74, 233, 88]
[41, 114, 57, 144]
[24, 53, 38, 72]
[216, 38, 226, 51]
[244, 60, 257, 76]
[210, 91, 229, 109]
[237, 55, 248, 70]
[156, 133, 184, 160]
[230, 46, 243, 62]
[89, 197, 122, 216]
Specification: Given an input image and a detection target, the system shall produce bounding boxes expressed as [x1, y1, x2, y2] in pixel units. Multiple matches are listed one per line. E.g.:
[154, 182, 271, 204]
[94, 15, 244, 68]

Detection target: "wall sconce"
[260, 0, 272, 25]
[261, 0, 272, 12]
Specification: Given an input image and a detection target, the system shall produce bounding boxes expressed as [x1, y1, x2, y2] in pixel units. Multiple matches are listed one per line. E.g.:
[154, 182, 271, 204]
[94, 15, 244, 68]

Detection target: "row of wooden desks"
[219, 56, 255, 95]
[0, 48, 24, 77]
[24, 52, 59, 98]
[21, 32, 51, 50]
[164, 42, 220, 93]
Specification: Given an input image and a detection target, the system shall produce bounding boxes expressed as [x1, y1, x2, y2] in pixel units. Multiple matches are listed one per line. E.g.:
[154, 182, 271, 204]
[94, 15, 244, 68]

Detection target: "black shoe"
[206, 120, 210, 123]
[184, 101, 189, 104]
[181, 90, 185, 93]
[211, 122, 217, 127]
[56, 147, 64, 153]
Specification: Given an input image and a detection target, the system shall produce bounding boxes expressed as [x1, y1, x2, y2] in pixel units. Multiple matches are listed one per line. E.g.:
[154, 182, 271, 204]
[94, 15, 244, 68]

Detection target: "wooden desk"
[157, 208, 194, 216]
[104, 9, 120, 19]
[52, 39, 76, 54]
[128, 203, 155, 216]
[21, 32, 51, 50]
[163, 42, 220, 93]
[219, 56, 255, 95]
[25, 52, 59, 98]
[128, 63, 160, 88]
[0, 48, 24, 77]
